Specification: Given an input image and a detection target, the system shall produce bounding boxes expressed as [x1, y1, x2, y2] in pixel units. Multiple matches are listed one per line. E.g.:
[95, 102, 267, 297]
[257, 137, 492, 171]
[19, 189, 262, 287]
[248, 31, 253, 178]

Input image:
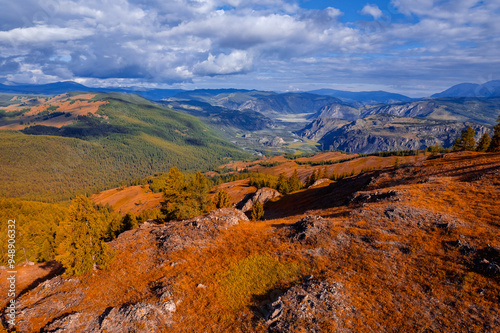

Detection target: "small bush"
[250, 202, 264, 220]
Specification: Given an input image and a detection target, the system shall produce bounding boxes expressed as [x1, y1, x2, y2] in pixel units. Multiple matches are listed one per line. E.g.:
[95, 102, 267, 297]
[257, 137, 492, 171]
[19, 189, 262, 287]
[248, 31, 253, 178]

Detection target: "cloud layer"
[0, 0, 499, 95]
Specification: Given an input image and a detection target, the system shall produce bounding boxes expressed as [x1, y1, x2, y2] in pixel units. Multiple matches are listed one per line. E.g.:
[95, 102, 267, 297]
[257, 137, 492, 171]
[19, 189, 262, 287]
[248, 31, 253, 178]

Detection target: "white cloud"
[0, 0, 498, 94]
[0, 25, 93, 44]
[193, 50, 253, 75]
[361, 4, 384, 20]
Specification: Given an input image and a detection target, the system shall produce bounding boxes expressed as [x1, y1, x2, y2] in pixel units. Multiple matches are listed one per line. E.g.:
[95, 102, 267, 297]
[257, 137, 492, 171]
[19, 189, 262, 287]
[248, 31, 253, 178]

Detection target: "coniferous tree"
[462, 126, 476, 151]
[488, 117, 500, 152]
[287, 170, 303, 192]
[452, 137, 463, 151]
[453, 126, 476, 151]
[250, 201, 265, 220]
[56, 196, 112, 276]
[161, 168, 212, 221]
[394, 158, 400, 169]
[190, 171, 211, 212]
[122, 213, 138, 231]
[276, 172, 290, 195]
[319, 166, 328, 179]
[476, 132, 491, 152]
[307, 170, 318, 187]
[214, 189, 232, 208]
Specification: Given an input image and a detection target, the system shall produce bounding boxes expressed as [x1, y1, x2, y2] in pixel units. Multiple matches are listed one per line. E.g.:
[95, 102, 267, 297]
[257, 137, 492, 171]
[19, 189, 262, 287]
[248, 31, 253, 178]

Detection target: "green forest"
[0, 93, 250, 202]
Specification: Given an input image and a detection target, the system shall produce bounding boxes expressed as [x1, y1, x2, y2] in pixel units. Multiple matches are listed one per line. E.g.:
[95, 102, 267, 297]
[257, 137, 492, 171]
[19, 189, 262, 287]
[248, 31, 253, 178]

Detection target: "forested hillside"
[0, 93, 250, 201]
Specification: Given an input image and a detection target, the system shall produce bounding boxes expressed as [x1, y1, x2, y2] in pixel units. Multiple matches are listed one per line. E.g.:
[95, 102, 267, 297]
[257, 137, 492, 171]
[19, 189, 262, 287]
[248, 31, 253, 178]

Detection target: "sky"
[0, 0, 499, 97]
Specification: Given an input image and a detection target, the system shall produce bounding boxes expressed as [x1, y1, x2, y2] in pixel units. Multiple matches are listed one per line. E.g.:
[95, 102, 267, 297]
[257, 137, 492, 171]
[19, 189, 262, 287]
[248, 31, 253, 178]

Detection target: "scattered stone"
[350, 190, 401, 204]
[473, 246, 500, 277]
[154, 208, 249, 253]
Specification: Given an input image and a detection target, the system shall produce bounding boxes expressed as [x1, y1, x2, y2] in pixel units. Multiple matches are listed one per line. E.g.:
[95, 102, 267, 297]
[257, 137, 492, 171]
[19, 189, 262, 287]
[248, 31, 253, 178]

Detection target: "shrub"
[214, 189, 232, 208]
[250, 202, 264, 220]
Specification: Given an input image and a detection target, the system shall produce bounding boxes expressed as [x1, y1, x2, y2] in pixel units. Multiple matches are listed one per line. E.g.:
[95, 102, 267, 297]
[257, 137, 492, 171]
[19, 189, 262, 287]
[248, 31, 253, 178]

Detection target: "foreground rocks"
[41, 300, 176, 332]
[265, 278, 352, 333]
[154, 208, 249, 252]
[288, 215, 330, 245]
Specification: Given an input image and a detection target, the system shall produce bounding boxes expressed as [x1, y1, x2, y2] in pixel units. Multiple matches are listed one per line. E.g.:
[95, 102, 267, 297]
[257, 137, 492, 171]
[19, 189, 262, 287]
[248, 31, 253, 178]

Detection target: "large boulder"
[238, 187, 281, 212]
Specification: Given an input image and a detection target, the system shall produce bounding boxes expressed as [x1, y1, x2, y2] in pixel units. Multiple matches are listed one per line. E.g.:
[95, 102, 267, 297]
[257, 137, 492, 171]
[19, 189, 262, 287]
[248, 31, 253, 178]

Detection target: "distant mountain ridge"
[308, 89, 413, 105]
[3, 81, 500, 155]
[432, 80, 500, 98]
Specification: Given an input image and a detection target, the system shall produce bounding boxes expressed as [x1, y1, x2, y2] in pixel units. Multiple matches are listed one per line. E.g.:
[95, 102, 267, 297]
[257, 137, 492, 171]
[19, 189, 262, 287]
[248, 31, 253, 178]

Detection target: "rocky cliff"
[300, 114, 492, 153]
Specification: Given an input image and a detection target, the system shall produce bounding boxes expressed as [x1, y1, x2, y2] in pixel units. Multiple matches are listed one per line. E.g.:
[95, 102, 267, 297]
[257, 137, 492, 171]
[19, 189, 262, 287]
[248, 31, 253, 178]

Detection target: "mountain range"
[1, 80, 499, 155]
[431, 80, 500, 98]
[299, 114, 491, 153]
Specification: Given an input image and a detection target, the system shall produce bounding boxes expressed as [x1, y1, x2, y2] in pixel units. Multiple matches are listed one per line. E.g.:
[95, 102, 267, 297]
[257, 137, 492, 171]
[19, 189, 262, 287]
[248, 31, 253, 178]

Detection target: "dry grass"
[8, 151, 500, 332]
[91, 185, 163, 215]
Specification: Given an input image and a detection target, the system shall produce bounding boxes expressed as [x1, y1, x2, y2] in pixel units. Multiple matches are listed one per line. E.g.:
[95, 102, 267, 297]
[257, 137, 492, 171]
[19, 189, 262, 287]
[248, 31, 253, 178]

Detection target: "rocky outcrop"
[298, 117, 349, 141]
[6, 277, 85, 332]
[300, 114, 492, 154]
[184, 208, 248, 229]
[312, 103, 360, 120]
[288, 215, 330, 245]
[41, 299, 176, 332]
[350, 190, 402, 204]
[155, 208, 249, 252]
[265, 278, 352, 333]
[309, 178, 330, 188]
[238, 187, 281, 212]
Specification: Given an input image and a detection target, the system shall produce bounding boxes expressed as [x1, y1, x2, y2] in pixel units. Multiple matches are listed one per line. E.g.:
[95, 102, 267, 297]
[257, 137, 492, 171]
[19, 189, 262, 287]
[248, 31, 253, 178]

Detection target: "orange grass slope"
[91, 185, 163, 215]
[3, 151, 500, 332]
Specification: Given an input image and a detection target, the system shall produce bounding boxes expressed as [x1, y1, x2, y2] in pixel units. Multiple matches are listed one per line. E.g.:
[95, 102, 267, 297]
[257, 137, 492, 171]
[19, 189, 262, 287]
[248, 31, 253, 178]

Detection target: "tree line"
[453, 117, 500, 152]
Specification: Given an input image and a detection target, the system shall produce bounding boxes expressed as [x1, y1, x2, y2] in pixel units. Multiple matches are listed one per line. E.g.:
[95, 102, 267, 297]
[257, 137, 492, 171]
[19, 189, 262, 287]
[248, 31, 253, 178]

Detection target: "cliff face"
[310, 103, 361, 120]
[297, 118, 350, 142]
[301, 114, 492, 153]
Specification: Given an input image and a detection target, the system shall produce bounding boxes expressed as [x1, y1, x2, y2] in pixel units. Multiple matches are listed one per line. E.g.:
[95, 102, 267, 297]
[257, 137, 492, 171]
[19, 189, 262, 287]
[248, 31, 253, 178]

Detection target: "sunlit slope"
[0, 93, 249, 201]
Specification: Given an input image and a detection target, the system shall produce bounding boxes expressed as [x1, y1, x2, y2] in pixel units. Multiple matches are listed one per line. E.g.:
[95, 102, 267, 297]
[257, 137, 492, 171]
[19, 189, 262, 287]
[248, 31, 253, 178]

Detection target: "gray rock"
[289, 215, 330, 244]
[300, 114, 492, 154]
[238, 187, 281, 212]
[265, 279, 352, 333]
[309, 178, 330, 188]
[154, 208, 249, 253]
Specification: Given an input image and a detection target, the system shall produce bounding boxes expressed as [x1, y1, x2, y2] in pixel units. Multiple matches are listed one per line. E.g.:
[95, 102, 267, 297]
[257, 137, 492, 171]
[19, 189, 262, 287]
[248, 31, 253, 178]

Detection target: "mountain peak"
[432, 80, 500, 98]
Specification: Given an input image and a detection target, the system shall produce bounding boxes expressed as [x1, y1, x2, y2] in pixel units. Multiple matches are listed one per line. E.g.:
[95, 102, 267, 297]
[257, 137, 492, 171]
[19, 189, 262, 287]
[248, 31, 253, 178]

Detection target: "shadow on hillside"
[264, 152, 500, 221]
[264, 170, 380, 220]
[16, 261, 64, 300]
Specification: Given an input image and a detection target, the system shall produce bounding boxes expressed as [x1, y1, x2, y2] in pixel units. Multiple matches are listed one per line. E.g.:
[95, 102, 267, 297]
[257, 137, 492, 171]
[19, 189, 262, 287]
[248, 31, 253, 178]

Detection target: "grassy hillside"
[5, 151, 500, 332]
[0, 93, 250, 201]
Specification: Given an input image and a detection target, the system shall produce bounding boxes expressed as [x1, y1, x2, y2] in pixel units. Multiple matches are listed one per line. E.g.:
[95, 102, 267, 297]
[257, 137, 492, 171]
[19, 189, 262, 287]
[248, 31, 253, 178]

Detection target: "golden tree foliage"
[56, 196, 113, 276]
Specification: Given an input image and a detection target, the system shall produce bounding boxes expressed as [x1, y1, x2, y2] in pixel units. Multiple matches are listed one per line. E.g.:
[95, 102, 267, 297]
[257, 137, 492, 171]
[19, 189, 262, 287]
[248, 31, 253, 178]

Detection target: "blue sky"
[0, 0, 499, 97]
